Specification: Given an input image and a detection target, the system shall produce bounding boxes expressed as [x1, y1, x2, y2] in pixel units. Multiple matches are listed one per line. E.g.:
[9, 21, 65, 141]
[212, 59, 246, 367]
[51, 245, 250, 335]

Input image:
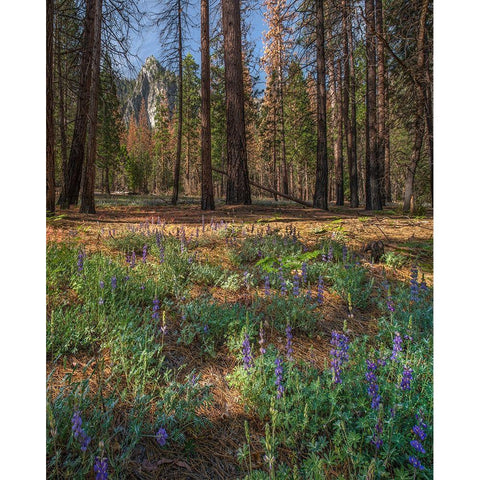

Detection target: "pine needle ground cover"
[46, 200, 433, 479]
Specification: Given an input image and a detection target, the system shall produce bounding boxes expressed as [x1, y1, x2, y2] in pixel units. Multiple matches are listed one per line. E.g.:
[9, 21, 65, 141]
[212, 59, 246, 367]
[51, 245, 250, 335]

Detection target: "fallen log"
[212, 167, 313, 208]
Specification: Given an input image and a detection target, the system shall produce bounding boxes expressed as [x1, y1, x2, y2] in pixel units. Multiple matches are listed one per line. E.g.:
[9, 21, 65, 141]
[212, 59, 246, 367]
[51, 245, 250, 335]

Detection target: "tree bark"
[222, 0, 251, 204]
[332, 58, 344, 206]
[46, 0, 56, 215]
[171, 0, 183, 205]
[80, 0, 102, 214]
[200, 0, 215, 210]
[58, 0, 95, 208]
[312, 0, 328, 210]
[365, 0, 382, 210]
[376, 0, 387, 205]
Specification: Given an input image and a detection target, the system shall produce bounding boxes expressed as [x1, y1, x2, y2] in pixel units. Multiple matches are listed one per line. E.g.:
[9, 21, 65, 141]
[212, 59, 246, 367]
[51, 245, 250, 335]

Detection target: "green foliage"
[382, 251, 408, 269]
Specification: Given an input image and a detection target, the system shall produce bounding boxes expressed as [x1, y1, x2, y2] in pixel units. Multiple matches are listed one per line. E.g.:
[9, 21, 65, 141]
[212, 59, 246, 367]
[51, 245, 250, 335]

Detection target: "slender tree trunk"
[279, 61, 288, 195]
[58, 0, 94, 207]
[222, 0, 251, 204]
[384, 120, 392, 202]
[80, 0, 102, 214]
[332, 59, 344, 206]
[172, 0, 183, 205]
[403, 0, 428, 212]
[376, 0, 386, 205]
[313, 0, 328, 210]
[46, 0, 56, 214]
[272, 109, 278, 201]
[201, 0, 215, 210]
[365, 0, 382, 210]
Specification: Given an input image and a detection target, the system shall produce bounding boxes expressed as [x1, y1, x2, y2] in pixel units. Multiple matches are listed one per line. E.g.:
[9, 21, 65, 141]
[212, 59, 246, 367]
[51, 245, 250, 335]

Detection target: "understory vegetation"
[47, 214, 433, 479]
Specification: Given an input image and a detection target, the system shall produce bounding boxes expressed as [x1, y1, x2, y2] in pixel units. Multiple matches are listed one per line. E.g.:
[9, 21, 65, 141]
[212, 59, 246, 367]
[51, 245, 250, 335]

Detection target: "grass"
[47, 201, 433, 479]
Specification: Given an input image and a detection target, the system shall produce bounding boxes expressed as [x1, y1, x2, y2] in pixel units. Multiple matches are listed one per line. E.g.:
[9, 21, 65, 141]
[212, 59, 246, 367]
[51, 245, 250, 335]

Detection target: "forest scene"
[45, 0, 436, 478]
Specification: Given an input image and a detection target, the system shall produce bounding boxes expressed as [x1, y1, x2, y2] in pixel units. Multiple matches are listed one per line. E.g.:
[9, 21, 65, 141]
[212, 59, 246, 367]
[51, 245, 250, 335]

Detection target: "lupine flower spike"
[330, 331, 350, 384]
[156, 427, 168, 446]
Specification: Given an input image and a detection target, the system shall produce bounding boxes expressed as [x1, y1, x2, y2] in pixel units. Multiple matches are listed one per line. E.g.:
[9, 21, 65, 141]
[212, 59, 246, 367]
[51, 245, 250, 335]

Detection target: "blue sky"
[125, 0, 267, 90]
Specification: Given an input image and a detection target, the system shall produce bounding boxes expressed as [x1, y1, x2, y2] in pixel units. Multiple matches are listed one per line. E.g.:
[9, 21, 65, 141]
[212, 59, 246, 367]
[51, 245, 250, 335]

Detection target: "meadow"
[46, 198, 433, 479]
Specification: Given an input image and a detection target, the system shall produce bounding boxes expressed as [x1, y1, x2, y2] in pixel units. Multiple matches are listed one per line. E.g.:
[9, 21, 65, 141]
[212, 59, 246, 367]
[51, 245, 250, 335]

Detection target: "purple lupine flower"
[142, 244, 148, 263]
[410, 440, 426, 454]
[111, 276, 117, 290]
[140, 284, 145, 290]
[408, 456, 425, 471]
[301, 262, 308, 284]
[391, 332, 403, 361]
[77, 251, 85, 273]
[420, 274, 428, 293]
[317, 276, 325, 305]
[99, 280, 105, 289]
[259, 326, 266, 355]
[264, 275, 271, 296]
[365, 360, 381, 410]
[203, 324, 209, 334]
[94, 457, 108, 480]
[292, 273, 300, 296]
[400, 365, 413, 391]
[274, 357, 285, 398]
[371, 419, 383, 449]
[327, 246, 334, 262]
[412, 425, 426, 441]
[242, 333, 254, 372]
[152, 297, 160, 320]
[71, 411, 91, 452]
[386, 288, 395, 312]
[156, 427, 168, 446]
[98, 298, 104, 305]
[330, 331, 350, 384]
[285, 325, 293, 360]
[322, 253, 327, 262]
[410, 265, 419, 302]
[130, 251, 136, 269]
[243, 271, 249, 289]
[342, 245, 348, 263]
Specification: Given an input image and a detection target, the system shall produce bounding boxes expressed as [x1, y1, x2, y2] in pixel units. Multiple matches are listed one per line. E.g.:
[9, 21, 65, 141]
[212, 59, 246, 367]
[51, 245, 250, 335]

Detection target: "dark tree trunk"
[58, 0, 95, 208]
[200, 0, 215, 210]
[333, 59, 344, 206]
[222, 0, 251, 205]
[403, 0, 429, 213]
[279, 59, 288, 195]
[46, 0, 56, 215]
[312, 0, 328, 210]
[80, 0, 102, 214]
[376, 0, 387, 205]
[384, 120, 392, 202]
[365, 0, 382, 210]
[171, 0, 183, 205]
[57, 29, 68, 196]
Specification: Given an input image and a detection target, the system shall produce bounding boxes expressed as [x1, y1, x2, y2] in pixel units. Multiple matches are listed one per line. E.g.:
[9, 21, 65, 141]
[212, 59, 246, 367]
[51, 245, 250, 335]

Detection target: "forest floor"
[46, 196, 433, 479]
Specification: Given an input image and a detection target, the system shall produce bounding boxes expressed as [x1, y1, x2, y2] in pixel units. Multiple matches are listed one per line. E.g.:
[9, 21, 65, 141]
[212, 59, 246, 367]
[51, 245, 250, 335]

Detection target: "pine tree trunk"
[365, 0, 382, 210]
[201, 0, 215, 210]
[172, 0, 183, 206]
[332, 59, 344, 206]
[80, 0, 102, 214]
[279, 62, 288, 195]
[376, 0, 387, 205]
[313, 0, 328, 210]
[222, 0, 251, 205]
[59, 0, 95, 208]
[46, 0, 56, 215]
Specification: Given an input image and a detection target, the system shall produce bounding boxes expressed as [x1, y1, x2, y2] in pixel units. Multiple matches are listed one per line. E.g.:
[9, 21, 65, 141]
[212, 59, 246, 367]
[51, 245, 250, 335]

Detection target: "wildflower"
[328, 245, 334, 262]
[410, 265, 419, 302]
[152, 297, 160, 320]
[242, 333, 254, 372]
[285, 325, 293, 360]
[98, 298, 104, 305]
[408, 456, 425, 471]
[278, 265, 287, 296]
[140, 284, 145, 290]
[99, 280, 105, 289]
[292, 273, 300, 296]
[274, 357, 285, 398]
[130, 251, 136, 269]
[317, 276, 325, 305]
[94, 456, 108, 480]
[155, 427, 168, 446]
[111, 276, 117, 290]
[259, 325, 266, 355]
[330, 331, 350, 384]
[342, 245, 348, 263]
[142, 244, 148, 263]
[77, 251, 85, 273]
[159, 244, 165, 263]
[365, 360, 381, 410]
[244, 271, 249, 289]
[410, 440, 426, 454]
[400, 365, 413, 391]
[412, 425, 426, 441]
[301, 262, 308, 284]
[371, 419, 383, 449]
[264, 275, 271, 296]
[71, 411, 91, 452]
[390, 332, 403, 361]
[420, 274, 428, 293]
[203, 324, 209, 334]
[160, 312, 167, 335]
